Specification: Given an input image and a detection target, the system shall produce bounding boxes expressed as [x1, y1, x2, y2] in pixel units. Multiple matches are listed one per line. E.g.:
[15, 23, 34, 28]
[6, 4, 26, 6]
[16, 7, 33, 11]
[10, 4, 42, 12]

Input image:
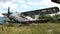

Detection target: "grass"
[0, 23, 60, 34]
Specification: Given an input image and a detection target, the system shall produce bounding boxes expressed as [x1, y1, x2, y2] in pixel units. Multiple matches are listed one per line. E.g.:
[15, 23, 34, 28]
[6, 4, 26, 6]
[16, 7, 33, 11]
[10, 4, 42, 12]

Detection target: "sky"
[0, 0, 60, 17]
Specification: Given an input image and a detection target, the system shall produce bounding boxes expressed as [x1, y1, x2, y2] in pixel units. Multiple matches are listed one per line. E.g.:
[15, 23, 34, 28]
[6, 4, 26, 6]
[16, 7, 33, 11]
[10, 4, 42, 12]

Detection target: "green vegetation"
[30, 14, 60, 23]
[0, 23, 60, 34]
[0, 14, 60, 34]
[39, 14, 60, 22]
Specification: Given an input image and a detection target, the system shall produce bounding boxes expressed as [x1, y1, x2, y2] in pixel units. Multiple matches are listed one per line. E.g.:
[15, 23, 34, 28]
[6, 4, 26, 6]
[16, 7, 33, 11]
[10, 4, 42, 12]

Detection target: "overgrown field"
[0, 23, 60, 34]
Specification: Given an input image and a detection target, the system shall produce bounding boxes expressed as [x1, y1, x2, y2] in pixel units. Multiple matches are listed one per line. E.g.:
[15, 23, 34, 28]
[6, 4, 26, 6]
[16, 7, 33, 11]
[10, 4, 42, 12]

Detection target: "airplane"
[2, 7, 59, 24]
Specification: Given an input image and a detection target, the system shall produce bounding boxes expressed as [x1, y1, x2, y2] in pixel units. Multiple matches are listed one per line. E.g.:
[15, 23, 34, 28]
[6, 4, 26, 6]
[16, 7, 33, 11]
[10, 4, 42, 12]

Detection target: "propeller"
[7, 7, 11, 17]
[2, 7, 12, 17]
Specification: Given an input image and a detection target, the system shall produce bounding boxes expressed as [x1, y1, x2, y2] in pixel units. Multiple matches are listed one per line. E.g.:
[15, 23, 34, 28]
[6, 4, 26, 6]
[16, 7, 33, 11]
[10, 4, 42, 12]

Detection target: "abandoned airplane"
[1, 6, 59, 24]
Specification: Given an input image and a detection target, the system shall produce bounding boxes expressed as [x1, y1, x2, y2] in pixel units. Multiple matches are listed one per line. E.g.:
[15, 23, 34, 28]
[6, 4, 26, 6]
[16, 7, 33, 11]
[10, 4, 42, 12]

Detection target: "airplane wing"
[21, 7, 59, 16]
[51, 0, 60, 4]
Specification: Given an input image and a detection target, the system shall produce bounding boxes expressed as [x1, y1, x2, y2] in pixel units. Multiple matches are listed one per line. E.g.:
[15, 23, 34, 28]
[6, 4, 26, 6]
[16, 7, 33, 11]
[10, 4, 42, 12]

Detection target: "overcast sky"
[0, 0, 60, 17]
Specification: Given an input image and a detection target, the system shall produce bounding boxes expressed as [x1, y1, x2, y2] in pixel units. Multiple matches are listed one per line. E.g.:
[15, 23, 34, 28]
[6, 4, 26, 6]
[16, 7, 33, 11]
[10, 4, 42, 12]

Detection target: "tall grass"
[0, 23, 60, 34]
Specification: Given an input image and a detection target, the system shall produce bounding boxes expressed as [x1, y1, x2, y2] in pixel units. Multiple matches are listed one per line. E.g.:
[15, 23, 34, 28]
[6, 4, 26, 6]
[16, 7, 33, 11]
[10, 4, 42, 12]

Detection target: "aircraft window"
[47, 9, 51, 14]
[52, 9, 55, 13]
[53, 9, 56, 11]
[53, 8, 58, 13]
[42, 10, 46, 12]
[51, 9, 54, 13]
[48, 9, 51, 11]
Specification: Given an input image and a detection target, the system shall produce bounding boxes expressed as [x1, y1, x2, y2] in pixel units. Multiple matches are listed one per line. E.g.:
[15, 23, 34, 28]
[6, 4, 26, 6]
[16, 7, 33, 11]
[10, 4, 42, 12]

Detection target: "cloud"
[0, 13, 4, 17]
[36, 0, 60, 14]
[0, 0, 11, 2]
[38, 0, 60, 8]
[21, 4, 28, 8]
[0, 2, 18, 10]
[17, 0, 26, 3]
[27, 2, 37, 5]
[0, 0, 60, 13]
[38, 0, 53, 9]
[0, 10, 5, 17]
